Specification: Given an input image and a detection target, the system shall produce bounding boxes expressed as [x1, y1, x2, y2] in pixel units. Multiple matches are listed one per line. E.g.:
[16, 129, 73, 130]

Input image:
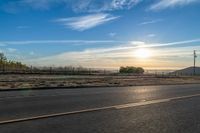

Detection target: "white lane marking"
[0, 93, 200, 125]
[115, 99, 170, 109]
[0, 106, 114, 125]
[116, 93, 200, 109]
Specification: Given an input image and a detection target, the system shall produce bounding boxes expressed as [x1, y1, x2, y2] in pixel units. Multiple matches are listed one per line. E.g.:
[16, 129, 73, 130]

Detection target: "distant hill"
[172, 67, 200, 75]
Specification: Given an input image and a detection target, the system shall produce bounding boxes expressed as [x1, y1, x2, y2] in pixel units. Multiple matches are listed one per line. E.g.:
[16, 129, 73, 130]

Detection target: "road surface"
[0, 84, 200, 133]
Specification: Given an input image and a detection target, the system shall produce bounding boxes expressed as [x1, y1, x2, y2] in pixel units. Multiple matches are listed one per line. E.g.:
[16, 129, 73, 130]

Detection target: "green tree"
[119, 66, 144, 74]
[0, 53, 7, 71]
[0, 53, 28, 73]
[0, 53, 7, 63]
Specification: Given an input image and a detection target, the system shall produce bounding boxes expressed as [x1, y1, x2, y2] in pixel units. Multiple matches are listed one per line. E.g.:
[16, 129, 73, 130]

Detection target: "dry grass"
[0, 74, 200, 90]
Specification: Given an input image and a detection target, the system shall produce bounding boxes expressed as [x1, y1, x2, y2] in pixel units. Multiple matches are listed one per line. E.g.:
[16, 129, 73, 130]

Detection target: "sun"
[134, 48, 152, 59]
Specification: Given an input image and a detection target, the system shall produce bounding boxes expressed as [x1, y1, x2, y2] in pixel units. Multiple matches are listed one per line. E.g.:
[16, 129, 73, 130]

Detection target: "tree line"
[0, 53, 145, 75]
[0, 53, 111, 75]
[0, 53, 28, 73]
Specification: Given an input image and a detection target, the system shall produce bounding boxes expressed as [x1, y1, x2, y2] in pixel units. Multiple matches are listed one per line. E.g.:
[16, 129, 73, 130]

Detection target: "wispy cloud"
[0, 43, 6, 47]
[7, 48, 17, 53]
[55, 13, 120, 31]
[0, 0, 56, 13]
[111, 0, 142, 9]
[139, 19, 163, 25]
[72, 0, 142, 13]
[140, 38, 200, 48]
[147, 34, 156, 38]
[0, 39, 123, 45]
[17, 26, 29, 29]
[1, 38, 200, 47]
[29, 51, 35, 56]
[1, 0, 142, 13]
[150, 0, 199, 11]
[21, 0, 58, 10]
[108, 32, 117, 37]
[26, 38, 200, 68]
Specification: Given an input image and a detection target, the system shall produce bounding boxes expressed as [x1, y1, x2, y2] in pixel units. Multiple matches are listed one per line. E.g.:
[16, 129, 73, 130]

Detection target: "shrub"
[119, 66, 144, 74]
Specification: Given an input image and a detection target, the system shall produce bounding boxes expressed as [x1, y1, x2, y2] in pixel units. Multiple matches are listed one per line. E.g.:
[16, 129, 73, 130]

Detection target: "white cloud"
[7, 48, 17, 53]
[111, 0, 142, 9]
[20, 0, 61, 10]
[147, 34, 156, 38]
[17, 26, 29, 29]
[139, 19, 163, 25]
[1, 38, 200, 48]
[0, 43, 6, 47]
[131, 41, 146, 45]
[55, 13, 120, 31]
[0, 40, 122, 45]
[73, 0, 142, 12]
[150, 0, 199, 10]
[29, 51, 35, 55]
[141, 38, 200, 48]
[26, 38, 200, 68]
[109, 32, 117, 37]
[2, 0, 142, 13]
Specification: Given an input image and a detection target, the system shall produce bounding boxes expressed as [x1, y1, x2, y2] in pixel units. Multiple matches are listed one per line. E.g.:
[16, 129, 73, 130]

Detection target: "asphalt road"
[0, 84, 200, 133]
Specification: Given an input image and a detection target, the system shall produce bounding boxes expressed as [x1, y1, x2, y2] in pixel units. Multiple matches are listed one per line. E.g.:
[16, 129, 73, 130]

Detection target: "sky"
[0, 0, 200, 70]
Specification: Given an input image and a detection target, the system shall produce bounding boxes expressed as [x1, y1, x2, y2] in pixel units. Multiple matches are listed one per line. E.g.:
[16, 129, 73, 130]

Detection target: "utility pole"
[194, 50, 197, 75]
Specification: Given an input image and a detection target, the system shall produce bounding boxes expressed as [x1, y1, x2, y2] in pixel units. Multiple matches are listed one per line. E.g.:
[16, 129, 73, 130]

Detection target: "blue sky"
[0, 0, 200, 69]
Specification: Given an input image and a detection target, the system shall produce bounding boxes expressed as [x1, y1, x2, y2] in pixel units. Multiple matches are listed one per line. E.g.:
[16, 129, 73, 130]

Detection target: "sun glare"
[134, 48, 152, 59]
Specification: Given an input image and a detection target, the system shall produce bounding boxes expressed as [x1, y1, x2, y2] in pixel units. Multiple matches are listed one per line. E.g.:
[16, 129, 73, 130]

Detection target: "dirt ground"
[0, 74, 200, 90]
